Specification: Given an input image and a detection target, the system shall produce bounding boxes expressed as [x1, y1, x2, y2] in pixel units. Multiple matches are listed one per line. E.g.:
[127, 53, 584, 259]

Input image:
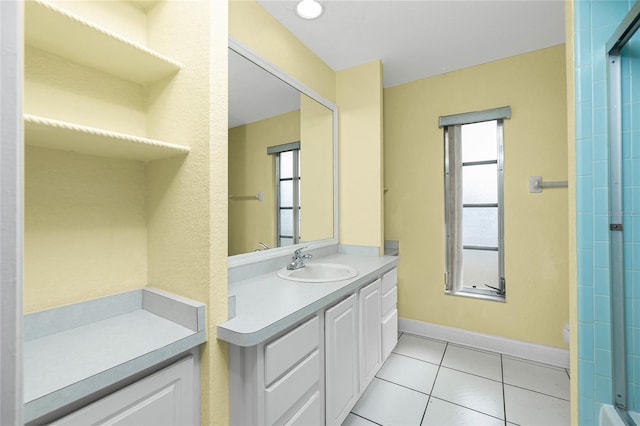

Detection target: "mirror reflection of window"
[276, 149, 301, 246]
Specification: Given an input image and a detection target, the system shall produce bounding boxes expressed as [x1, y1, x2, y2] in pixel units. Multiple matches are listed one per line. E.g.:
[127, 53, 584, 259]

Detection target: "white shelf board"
[25, 0, 182, 85]
[24, 114, 190, 161]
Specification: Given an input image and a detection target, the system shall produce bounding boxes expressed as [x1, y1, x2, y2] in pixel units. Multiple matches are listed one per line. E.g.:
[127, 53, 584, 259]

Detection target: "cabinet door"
[51, 356, 195, 426]
[325, 293, 358, 426]
[359, 279, 381, 392]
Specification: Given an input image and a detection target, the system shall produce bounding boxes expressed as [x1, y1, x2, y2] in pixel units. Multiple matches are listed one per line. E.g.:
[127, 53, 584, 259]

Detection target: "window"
[440, 107, 510, 300]
[268, 142, 301, 247]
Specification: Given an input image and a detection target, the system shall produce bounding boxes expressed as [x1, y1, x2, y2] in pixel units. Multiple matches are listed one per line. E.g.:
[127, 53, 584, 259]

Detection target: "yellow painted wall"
[206, 0, 230, 422]
[384, 45, 569, 347]
[565, 0, 578, 422]
[22, 0, 229, 424]
[337, 60, 385, 251]
[145, 0, 228, 424]
[24, 46, 147, 137]
[228, 110, 300, 255]
[300, 94, 334, 242]
[229, 0, 335, 103]
[24, 146, 148, 312]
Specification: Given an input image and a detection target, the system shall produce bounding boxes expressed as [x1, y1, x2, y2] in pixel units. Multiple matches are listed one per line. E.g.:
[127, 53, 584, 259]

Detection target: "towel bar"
[229, 191, 263, 201]
[529, 176, 568, 193]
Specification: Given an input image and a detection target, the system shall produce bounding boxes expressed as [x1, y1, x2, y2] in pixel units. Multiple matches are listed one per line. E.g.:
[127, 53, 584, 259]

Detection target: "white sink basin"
[277, 263, 359, 283]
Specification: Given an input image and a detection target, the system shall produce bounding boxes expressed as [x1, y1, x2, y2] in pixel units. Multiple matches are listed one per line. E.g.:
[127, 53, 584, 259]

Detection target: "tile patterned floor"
[343, 333, 570, 426]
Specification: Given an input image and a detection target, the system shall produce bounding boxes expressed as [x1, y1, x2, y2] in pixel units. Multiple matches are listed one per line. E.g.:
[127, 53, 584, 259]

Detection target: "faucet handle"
[293, 246, 308, 257]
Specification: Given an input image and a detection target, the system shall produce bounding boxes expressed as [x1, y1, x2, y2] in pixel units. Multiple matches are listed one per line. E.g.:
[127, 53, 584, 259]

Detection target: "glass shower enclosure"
[608, 2, 640, 424]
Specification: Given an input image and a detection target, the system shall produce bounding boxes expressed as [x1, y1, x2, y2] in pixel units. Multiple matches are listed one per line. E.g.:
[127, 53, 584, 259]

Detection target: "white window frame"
[440, 107, 510, 301]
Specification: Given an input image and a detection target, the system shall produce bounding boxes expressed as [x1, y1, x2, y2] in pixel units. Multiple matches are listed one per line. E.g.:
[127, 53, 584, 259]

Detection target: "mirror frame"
[227, 37, 339, 268]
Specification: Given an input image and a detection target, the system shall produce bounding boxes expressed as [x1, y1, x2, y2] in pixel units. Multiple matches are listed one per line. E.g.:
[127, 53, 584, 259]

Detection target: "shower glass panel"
[607, 3, 640, 423]
[621, 23, 640, 420]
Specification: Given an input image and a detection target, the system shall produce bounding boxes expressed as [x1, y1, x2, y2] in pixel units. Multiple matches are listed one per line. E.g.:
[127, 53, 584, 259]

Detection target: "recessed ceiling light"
[296, 0, 323, 20]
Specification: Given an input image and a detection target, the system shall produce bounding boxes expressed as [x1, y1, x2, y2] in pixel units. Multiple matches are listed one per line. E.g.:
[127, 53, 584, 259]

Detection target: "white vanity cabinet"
[50, 356, 197, 426]
[222, 258, 400, 426]
[381, 268, 399, 360]
[325, 294, 359, 426]
[229, 315, 323, 426]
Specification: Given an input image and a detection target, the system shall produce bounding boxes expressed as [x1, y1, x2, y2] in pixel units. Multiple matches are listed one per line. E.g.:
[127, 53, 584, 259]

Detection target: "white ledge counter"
[217, 253, 400, 347]
[24, 288, 206, 424]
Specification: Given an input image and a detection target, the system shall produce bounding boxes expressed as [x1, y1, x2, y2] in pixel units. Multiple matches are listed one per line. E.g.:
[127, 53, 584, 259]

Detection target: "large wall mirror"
[228, 39, 338, 262]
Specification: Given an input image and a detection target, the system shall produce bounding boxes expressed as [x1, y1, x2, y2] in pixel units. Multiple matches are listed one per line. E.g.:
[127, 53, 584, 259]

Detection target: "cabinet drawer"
[265, 315, 319, 386]
[265, 350, 320, 425]
[381, 268, 398, 294]
[381, 286, 397, 317]
[284, 391, 321, 426]
[382, 309, 398, 361]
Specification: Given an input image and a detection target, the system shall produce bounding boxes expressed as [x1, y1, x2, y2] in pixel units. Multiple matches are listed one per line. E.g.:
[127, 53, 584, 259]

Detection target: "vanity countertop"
[217, 253, 400, 347]
[24, 288, 206, 424]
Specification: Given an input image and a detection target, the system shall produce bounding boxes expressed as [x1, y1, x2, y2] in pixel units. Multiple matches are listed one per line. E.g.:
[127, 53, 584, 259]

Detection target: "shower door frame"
[607, 2, 640, 424]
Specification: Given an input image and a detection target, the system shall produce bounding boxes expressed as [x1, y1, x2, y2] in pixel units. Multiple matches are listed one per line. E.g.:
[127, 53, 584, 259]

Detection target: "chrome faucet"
[287, 247, 312, 270]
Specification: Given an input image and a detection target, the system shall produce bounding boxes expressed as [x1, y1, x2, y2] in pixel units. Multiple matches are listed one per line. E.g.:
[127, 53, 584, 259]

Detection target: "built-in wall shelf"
[24, 288, 206, 423]
[24, 0, 182, 86]
[24, 114, 190, 161]
[128, 0, 161, 12]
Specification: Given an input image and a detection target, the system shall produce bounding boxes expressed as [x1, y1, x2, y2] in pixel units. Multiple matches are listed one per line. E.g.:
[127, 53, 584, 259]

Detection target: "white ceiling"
[230, 0, 565, 127]
[257, 0, 566, 88]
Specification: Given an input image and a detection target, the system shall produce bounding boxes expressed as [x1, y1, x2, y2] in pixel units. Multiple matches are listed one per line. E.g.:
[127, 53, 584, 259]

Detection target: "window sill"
[445, 289, 505, 303]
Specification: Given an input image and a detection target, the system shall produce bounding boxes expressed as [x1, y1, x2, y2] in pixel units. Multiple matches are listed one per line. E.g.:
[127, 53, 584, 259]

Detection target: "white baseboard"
[399, 318, 570, 369]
